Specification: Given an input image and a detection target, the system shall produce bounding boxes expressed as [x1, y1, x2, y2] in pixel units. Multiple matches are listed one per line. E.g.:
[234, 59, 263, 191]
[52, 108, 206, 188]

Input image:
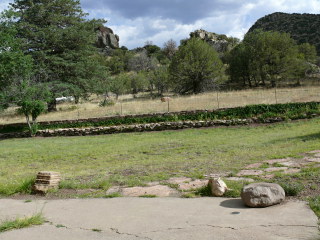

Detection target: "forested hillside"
[248, 12, 320, 55]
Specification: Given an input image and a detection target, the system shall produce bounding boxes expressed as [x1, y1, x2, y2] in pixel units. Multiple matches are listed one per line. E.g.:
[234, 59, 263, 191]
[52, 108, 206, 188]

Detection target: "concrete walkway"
[0, 198, 318, 240]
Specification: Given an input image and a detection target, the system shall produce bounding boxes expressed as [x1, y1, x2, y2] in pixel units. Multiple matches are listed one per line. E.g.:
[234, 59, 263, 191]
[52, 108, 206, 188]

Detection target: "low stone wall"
[0, 117, 285, 139]
[0, 110, 216, 131]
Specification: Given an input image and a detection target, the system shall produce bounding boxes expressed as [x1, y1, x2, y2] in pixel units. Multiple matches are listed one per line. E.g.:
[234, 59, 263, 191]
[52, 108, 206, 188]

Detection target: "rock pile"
[33, 171, 61, 194]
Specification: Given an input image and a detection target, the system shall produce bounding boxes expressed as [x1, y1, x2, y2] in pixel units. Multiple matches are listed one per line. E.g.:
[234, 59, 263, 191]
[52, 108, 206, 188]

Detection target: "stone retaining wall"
[0, 117, 285, 139]
[0, 109, 239, 131]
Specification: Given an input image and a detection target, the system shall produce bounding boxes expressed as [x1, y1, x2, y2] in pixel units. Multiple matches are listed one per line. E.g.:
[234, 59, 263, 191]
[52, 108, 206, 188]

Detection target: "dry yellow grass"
[1, 86, 320, 124]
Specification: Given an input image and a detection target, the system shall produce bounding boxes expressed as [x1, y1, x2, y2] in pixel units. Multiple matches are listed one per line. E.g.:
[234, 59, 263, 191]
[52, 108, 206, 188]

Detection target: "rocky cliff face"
[96, 26, 119, 50]
[190, 29, 238, 53]
[248, 12, 320, 55]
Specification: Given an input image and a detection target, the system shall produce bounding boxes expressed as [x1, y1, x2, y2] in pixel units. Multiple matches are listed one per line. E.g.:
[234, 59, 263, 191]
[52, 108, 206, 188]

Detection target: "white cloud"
[1, 0, 320, 49]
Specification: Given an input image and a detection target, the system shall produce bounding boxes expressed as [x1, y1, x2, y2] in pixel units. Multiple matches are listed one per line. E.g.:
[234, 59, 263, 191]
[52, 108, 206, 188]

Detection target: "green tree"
[0, 11, 34, 110]
[169, 37, 223, 94]
[228, 30, 315, 87]
[128, 72, 148, 97]
[149, 66, 170, 96]
[7, 0, 106, 111]
[105, 48, 134, 75]
[6, 78, 51, 135]
[110, 73, 130, 99]
[298, 43, 317, 63]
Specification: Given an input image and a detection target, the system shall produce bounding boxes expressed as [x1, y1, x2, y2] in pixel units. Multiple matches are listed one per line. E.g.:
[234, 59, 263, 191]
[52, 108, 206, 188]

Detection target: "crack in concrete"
[141, 227, 185, 234]
[250, 224, 318, 229]
[187, 222, 318, 231]
[110, 227, 153, 240]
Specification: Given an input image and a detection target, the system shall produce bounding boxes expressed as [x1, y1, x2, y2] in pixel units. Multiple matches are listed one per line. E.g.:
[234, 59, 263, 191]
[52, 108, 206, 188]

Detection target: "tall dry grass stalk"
[1, 86, 320, 124]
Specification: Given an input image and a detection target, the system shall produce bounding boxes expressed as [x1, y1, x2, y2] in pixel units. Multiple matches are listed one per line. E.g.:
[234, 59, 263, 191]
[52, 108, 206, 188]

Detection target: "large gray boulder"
[241, 182, 285, 207]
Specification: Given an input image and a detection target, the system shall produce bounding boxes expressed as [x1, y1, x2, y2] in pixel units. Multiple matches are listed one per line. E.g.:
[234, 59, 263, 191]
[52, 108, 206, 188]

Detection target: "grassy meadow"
[0, 118, 319, 195]
[1, 86, 320, 124]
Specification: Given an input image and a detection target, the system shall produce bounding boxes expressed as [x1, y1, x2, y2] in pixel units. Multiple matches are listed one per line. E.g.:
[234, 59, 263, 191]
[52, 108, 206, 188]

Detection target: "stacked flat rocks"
[241, 183, 285, 207]
[33, 171, 61, 194]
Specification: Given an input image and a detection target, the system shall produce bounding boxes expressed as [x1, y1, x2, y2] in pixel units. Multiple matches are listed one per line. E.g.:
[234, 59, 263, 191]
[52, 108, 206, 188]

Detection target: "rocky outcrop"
[96, 26, 119, 50]
[190, 29, 238, 53]
[241, 183, 285, 207]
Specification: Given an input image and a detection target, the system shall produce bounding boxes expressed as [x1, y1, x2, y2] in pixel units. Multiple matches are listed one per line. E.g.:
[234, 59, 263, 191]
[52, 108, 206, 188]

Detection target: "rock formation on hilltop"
[96, 26, 119, 50]
[190, 29, 239, 53]
[248, 12, 320, 55]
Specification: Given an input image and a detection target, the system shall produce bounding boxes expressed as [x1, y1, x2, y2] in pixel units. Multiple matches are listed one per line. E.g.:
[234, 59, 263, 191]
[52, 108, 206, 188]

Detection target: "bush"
[279, 182, 304, 196]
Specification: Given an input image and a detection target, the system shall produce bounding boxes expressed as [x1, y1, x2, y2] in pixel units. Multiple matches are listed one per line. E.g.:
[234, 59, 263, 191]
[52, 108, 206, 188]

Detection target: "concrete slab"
[0, 198, 318, 240]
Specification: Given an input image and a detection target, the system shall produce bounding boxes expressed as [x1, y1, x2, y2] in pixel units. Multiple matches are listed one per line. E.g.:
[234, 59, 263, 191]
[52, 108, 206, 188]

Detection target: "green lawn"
[0, 118, 320, 194]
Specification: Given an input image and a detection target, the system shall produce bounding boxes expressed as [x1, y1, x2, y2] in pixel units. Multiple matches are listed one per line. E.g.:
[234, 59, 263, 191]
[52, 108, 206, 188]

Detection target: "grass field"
[1, 86, 320, 124]
[0, 118, 319, 195]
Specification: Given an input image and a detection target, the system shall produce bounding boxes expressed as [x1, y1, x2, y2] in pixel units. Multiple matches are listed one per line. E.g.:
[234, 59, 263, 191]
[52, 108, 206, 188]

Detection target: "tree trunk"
[47, 99, 57, 112]
[74, 96, 80, 104]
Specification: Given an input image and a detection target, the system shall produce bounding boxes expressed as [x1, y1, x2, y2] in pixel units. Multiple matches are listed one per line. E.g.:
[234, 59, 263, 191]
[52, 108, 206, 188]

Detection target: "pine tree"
[8, 0, 106, 110]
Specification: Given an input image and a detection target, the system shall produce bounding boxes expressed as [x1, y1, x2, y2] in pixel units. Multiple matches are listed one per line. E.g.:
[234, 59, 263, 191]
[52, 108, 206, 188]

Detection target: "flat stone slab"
[264, 158, 291, 164]
[264, 167, 288, 172]
[177, 179, 208, 191]
[120, 185, 179, 197]
[166, 177, 192, 185]
[261, 174, 275, 180]
[284, 168, 301, 174]
[204, 173, 230, 178]
[225, 177, 254, 182]
[308, 150, 320, 154]
[280, 161, 302, 167]
[244, 162, 263, 169]
[0, 199, 318, 240]
[307, 158, 320, 163]
[236, 170, 264, 176]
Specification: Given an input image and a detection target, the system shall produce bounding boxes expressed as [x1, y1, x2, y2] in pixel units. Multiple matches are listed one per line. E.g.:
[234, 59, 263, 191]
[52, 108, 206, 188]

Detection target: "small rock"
[236, 170, 264, 176]
[241, 183, 285, 207]
[208, 178, 228, 197]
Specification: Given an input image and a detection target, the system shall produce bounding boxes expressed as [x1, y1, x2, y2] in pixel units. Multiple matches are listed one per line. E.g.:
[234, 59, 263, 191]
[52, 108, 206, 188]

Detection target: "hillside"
[248, 12, 320, 55]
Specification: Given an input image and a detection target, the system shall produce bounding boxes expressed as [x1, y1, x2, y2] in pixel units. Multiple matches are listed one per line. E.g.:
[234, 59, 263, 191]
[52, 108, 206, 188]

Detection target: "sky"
[1, 0, 320, 49]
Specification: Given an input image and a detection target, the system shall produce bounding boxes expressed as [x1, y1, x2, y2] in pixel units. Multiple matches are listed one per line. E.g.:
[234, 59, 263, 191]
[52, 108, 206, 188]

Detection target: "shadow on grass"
[269, 132, 320, 144]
